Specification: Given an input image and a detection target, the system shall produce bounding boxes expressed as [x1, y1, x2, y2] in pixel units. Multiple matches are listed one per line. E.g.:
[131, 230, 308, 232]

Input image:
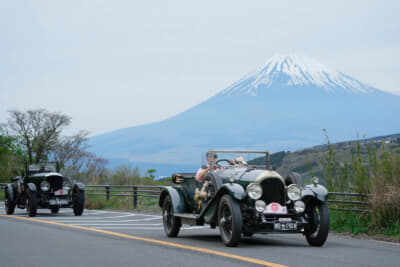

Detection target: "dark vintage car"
[159, 150, 329, 247]
[4, 162, 85, 217]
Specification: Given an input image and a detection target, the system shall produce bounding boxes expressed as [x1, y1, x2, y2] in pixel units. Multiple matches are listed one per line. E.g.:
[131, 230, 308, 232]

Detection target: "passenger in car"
[195, 152, 233, 181]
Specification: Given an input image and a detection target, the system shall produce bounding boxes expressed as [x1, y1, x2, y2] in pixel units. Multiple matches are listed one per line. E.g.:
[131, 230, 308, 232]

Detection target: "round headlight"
[287, 184, 302, 201]
[255, 200, 266, 212]
[246, 183, 263, 200]
[62, 181, 72, 191]
[41, 181, 50, 191]
[294, 200, 305, 213]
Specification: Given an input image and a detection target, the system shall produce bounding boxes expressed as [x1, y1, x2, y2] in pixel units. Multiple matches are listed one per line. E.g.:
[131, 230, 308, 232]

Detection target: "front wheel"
[5, 188, 16, 215]
[72, 189, 84, 216]
[305, 202, 330, 246]
[26, 190, 37, 217]
[162, 195, 181, 237]
[218, 194, 242, 247]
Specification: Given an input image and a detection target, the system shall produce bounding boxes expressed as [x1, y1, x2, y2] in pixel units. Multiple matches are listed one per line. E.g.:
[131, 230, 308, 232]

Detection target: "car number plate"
[49, 199, 69, 205]
[274, 221, 297, 231]
[54, 189, 68, 196]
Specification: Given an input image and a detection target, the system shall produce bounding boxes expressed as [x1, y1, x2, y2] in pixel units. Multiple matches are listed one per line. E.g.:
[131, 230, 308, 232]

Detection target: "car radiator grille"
[260, 178, 286, 205]
[47, 176, 63, 191]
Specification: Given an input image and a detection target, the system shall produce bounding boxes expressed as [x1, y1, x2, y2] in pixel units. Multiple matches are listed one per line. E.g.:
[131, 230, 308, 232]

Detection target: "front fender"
[201, 183, 247, 223]
[219, 183, 247, 201]
[158, 186, 185, 213]
[5, 184, 15, 202]
[73, 183, 85, 191]
[27, 183, 37, 192]
[302, 184, 328, 202]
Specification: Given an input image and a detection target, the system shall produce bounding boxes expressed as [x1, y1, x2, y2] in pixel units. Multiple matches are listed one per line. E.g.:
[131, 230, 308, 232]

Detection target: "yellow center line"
[0, 214, 288, 267]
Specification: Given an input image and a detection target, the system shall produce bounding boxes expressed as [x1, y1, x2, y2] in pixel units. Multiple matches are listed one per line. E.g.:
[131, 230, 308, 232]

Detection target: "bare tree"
[52, 130, 90, 169]
[4, 109, 71, 164]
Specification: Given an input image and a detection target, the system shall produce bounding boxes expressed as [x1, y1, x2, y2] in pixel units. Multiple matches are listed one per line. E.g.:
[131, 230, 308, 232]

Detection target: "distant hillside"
[255, 133, 400, 183]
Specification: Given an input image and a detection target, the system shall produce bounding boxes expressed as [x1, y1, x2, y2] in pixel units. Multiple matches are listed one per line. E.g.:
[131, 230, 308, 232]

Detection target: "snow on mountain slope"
[221, 54, 376, 96]
[89, 54, 400, 176]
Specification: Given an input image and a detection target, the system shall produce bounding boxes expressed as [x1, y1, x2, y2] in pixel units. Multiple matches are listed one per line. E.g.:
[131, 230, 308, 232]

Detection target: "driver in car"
[195, 152, 233, 182]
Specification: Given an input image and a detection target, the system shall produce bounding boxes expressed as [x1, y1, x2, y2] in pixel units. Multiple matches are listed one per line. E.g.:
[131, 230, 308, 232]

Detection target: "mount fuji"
[89, 54, 400, 175]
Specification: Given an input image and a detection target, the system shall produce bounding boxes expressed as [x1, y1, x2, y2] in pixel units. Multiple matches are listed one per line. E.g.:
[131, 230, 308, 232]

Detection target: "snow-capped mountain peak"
[221, 54, 375, 96]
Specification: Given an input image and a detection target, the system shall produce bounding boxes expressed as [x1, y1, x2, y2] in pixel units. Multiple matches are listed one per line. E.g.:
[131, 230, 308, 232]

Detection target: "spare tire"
[285, 172, 304, 187]
[203, 172, 223, 196]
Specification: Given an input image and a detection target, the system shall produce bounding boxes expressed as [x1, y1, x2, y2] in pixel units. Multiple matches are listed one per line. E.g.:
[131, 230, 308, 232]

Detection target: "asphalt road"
[1, 203, 399, 267]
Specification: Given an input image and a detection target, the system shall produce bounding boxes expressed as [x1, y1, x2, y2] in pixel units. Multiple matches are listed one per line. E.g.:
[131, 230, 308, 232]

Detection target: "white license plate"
[49, 199, 69, 205]
[54, 189, 68, 196]
[274, 221, 297, 231]
[264, 202, 287, 214]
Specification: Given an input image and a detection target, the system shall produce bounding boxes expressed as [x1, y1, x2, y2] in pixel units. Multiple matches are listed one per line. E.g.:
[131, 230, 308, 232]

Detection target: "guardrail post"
[106, 186, 110, 201]
[133, 186, 138, 209]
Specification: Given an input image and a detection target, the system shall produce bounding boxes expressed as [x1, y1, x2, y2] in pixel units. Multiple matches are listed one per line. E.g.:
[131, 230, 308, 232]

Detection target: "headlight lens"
[255, 200, 266, 212]
[62, 181, 72, 191]
[246, 183, 263, 200]
[287, 184, 302, 200]
[294, 200, 305, 213]
[40, 181, 50, 191]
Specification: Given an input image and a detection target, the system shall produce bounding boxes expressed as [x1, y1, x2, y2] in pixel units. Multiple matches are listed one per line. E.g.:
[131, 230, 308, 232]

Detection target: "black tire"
[305, 202, 330, 246]
[73, 189, 84, 216]
[218, 194, 242, 247]
[285, 172, 304, 187]
[50, 207, 60, 214]
[162, 195, 181, 237]
[26, 190, 37, 217]
[5, 188, 15, 215]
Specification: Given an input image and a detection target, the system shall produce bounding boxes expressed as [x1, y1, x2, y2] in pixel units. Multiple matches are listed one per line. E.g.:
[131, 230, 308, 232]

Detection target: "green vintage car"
[4, 162, 85, 217]
[159, 150, 329, 247]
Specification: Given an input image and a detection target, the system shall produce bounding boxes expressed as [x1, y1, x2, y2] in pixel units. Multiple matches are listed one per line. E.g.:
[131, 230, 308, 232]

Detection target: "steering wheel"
[216, 159, 234, 167]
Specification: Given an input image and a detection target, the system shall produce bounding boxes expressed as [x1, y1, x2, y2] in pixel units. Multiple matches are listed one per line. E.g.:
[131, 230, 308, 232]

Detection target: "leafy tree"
[146, 169, 157, 180]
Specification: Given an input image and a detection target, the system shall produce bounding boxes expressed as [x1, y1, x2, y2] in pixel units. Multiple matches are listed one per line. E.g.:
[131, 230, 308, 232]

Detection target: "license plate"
[264, 202, 287, 214]
[49, 199, 69, 205]
[54, 189, 68, 196]
[274, 221, 297, 231]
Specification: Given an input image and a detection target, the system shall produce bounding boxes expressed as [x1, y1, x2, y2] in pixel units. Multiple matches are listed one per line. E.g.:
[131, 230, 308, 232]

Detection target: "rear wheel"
[5, 188, 15, 215]
[50, 207, 60, 214]
[162, 195, 181, 237]
[305, 202, 330, 246]
[218, 195, 242, 247]
[26, 190, 37, 217]
[73, 188, 84, 216]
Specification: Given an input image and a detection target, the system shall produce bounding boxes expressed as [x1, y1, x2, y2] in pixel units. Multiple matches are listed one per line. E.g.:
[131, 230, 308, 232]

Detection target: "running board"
[174, 213, 203, 226]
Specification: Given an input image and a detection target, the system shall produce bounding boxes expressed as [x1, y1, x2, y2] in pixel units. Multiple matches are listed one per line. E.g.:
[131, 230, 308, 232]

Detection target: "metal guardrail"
[85, 185, 163, 209]
[0, 182, 370, 212]
[327, 192, 369, 213]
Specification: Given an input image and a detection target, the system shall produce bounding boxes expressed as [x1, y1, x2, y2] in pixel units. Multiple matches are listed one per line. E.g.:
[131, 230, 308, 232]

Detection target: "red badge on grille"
[271, 203, 279, 212]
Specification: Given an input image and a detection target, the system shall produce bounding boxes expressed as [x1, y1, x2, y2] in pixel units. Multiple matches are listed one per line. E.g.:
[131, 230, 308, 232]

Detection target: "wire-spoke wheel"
[26, 190, 37, 217]
[73, 188, 84, 216]
[162, 195, 181, 237]
[218, 194, 242, 247]
[305, 202, 329, 246]
[5, 188, 15, 215]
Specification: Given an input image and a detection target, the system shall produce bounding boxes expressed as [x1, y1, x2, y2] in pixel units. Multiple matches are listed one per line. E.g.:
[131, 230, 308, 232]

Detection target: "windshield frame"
[207, 150, 270, 170]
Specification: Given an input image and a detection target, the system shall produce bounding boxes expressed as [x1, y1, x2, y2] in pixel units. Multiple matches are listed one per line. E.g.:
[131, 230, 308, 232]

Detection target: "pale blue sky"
[1, 0, 399, 135]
